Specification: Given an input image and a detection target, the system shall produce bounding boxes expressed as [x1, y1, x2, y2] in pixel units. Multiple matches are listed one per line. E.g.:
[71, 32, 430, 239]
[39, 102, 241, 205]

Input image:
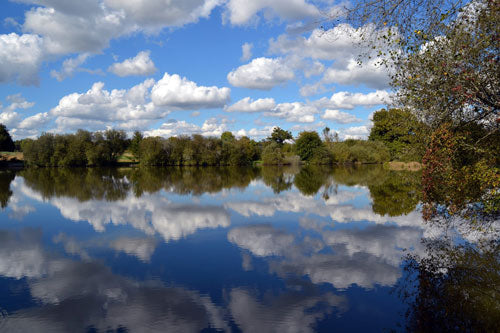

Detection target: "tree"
[268, 127, 292, 146]
[0, 124, 15, 152]
[262, 142, 285, 165]
[337, 0, 498, 131]
[221, 131, 235, 143]
[129, 131, 143, 159]
[104, 129, 128, 162]
[369, 108, 427, 161]
[295, 131, 324, 162]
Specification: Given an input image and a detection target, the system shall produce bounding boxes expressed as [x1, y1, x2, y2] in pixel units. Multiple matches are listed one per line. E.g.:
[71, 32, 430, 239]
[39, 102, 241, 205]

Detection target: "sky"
[0, 0, 393, 141]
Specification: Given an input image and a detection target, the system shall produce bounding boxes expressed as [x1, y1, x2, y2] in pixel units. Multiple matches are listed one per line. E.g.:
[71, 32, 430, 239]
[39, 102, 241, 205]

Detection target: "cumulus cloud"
[224, 97, 276, 113]
[340, 125, 371, 140]
[18, 112, 51, 129]
[0, 33, 44, 85]
[151, 73, 230, 110]
[268, 24, 397, 90]
[50, 79, 168, 131]
[227, 57, 294, 90]
[50, 53, 103, 81]
[314, 90, 391, 110]
[0, 0, 221, 85]
[321, 109, 362, 124]
[224, 0, 320, 25]
[108, 50, 157, 77]
[235, 126, 275, 138]
[0, 94, 36, 129]
[269, 25, 364, 61]
[265, 102, 317, 123]
[104, 0, 221, 28]
[145, 117, 229, 138]
[240, 42, 253, 61]
[322, 58, 391, 89]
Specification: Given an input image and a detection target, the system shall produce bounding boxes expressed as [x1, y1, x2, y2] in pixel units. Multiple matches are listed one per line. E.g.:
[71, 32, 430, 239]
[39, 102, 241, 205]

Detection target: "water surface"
[0, 166, 424, 332]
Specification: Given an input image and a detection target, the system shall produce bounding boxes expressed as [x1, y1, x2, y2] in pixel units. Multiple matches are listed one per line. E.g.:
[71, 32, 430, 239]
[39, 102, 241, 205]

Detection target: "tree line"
[0, 107, 431, 167]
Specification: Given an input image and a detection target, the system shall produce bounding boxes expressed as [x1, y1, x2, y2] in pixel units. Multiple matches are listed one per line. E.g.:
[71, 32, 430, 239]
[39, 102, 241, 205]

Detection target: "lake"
[0, 165, 426, 332]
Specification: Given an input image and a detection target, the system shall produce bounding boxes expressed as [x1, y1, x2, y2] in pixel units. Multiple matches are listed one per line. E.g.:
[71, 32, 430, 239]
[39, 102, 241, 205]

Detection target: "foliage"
[0, 170, 15, 209]
[295, 131, 324, 162]
[329, 139, 390, 164]
[294, 165, 330, 196]
[0, 124, 15, 152]
[394, 1, 499, 129]
[421, 123, 500, 223]
[268, 127, 293, 146]
[369, 108, 427, 161]
[401, 238, 500, 332]
[261, 166, 294, 194]
[369, 170, 421, 216]
[262, 142, 285, 165]
[129, 131, 143, 159]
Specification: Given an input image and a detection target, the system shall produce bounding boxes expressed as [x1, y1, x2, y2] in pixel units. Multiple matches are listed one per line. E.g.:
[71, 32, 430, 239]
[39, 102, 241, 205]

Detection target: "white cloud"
[145, 117, 229, 138]
[227, 57, 294, 90]
[314, 90, 391, 110]
[269, 24, 395, 89]
[0, 0, 221, 84]
[0, 94, 36, 128]
[240, 42, 253, 62]
[299, 82, 328, 97]
[265, 102, 317, 123]
[224, 97, 276, 113]
[341, 125, 371, 140]
[269, 25, 364, 61]
[50, 53, 94, 81]
[235, 126, 275, 138]
[0, 33, 44, 85]
[23, 5, 130, 55]
[322, 58, 391, 89]
[104, 0, 221, 28]
[152, 73, 230, 110]
[18, 112, 51, 129]
[50, 79, 168, 131]
[224, 0, 320, 25]
[108, 50, 157, 77]
[321, 109, 362, 124]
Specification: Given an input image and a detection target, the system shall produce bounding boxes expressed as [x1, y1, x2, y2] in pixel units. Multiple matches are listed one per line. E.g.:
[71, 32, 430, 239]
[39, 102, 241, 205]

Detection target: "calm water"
[0, 166, 425, 332]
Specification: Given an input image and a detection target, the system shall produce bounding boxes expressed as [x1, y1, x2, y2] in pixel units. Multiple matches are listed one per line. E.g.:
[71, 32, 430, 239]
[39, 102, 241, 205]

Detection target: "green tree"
[129, 131, 143, 159]
[269, 127, 293, 146]
[262, 142, 285, 165]
[105, 129, 128, 162]
[369, 108, 427, 161]
[0, 124, 15, 152]
[221, 131, 235, 143]
[295, 131, 324, 162]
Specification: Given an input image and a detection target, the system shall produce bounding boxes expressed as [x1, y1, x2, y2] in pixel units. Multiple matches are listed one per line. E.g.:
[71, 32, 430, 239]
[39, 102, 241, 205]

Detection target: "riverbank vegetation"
[2, 117, 427, 167]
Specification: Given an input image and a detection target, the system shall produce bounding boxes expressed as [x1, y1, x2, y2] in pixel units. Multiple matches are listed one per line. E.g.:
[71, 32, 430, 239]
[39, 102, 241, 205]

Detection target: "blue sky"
[0, 0, 392, 140]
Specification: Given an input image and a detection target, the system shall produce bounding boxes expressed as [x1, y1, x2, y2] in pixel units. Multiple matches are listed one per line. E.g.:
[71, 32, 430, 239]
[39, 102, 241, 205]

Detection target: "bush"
[262, 143, 285, 165]
[329, 140, 390, 164]
[296, 131, 324, 161]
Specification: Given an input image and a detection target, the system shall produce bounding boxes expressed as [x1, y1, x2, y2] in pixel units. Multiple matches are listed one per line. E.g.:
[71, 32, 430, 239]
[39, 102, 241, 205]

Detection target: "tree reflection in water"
[0, 170, 15, 209]
[17, 165, 423, 218]
[400, 237, 500, 332]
